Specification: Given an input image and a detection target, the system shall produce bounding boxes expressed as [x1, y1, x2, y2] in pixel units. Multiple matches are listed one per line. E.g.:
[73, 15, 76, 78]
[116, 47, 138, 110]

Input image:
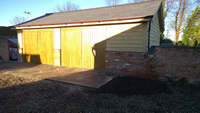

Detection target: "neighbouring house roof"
[0, 37, 18, 48]
[14, 0, 163, 30]
[8, 38, 18, 45]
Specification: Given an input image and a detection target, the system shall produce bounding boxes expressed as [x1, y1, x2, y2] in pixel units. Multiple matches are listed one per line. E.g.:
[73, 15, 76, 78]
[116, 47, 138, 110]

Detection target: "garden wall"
[0, 39, 9, 61]
[106, 46, 200, 83]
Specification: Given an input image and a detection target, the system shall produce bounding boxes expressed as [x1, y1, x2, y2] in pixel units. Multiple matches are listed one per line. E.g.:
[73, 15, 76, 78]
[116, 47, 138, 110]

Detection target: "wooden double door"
[61, 27, 106, 69]
[23, 29, 54, 65]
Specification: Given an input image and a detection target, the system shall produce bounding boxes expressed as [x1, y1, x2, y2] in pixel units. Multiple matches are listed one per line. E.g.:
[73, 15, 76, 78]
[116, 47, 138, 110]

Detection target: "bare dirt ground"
[0, 61, 200, 112]
[0, 61, 118, 88]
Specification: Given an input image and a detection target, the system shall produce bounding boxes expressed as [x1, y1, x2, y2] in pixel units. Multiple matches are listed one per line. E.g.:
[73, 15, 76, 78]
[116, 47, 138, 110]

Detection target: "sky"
[0, 0, 112, 27]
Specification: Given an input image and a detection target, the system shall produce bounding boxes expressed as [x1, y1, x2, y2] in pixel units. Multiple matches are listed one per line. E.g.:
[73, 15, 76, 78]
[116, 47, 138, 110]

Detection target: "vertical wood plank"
[23, 30, 38, 63]
[61, 28, 82, 67]
[38, 29, 54, 65]
[82, 28, 94, 69]
[23, 29, 54, 64]
[82, 27, 106, 69]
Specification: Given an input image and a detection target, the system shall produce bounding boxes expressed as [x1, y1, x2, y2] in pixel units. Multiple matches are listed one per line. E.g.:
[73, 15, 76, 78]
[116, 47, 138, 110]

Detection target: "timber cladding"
[61, 27, 106, 69]
[61, 28, 82, 68]
[21, 23, 148, 69]
[61, 23, 147, 69]
[22, 29, 54, 65]
[150, 13, 160, 47]
[106, 23, 147, 52]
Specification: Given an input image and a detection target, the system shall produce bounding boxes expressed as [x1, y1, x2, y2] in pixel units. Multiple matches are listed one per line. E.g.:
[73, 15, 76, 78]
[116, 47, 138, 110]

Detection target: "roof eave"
[13, 15, 152, 29]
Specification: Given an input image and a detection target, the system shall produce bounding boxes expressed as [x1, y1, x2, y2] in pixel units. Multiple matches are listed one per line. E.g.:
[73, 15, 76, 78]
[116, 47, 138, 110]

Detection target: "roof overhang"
[13, 16, 152, 30]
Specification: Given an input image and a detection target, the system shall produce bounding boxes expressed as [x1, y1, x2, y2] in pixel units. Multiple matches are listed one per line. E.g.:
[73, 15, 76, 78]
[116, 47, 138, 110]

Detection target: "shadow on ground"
[0, 61, 40, 70]
[94, 76, 171, 97]
[0, 79, 96, 113]
[0, 75, 171, 112]
[1, 70, 200, 112]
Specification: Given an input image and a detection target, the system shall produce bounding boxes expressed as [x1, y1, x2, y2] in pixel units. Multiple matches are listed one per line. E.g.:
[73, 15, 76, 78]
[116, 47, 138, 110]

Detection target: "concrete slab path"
[0, 61, 119, 88]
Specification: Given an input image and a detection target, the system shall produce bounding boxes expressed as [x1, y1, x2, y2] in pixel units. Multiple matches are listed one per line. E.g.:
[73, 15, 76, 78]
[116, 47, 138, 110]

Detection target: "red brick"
[105, 47, 200, 82]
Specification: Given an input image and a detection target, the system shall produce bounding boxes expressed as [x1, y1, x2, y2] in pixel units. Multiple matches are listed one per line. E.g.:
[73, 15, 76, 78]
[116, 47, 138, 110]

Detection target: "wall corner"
[17, 30, 23, 62]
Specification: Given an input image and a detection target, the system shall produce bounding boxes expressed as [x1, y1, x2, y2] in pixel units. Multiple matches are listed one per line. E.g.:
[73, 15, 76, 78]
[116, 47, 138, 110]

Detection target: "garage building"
[13, 0, 164, 69]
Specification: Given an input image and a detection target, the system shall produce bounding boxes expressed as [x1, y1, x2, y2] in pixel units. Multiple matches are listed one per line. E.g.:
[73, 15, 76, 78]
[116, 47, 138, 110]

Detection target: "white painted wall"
[17, 30, 23, 49]
[54, 28, 61, 49]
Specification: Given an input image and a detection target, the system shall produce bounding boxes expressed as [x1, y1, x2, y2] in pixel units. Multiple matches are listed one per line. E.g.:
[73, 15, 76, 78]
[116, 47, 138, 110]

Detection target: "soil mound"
[97, 76, 171, 96]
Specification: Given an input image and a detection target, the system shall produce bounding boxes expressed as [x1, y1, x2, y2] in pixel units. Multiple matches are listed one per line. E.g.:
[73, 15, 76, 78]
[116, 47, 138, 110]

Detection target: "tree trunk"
[174, 0, 186, 44]
[175, 31, 180, 44]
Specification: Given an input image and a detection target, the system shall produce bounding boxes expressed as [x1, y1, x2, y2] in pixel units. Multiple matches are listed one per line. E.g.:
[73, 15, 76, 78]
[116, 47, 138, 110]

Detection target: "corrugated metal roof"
[15, 0, 161, 27]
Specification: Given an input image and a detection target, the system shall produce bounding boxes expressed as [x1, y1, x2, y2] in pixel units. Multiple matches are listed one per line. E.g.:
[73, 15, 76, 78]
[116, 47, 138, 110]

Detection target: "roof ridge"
[50, 0, 160, 15]
[14, 0, 162, 28]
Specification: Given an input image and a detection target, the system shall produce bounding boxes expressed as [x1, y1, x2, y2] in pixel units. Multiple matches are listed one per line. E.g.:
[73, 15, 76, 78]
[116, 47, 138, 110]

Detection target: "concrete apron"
[0, 61, 118, 88]
[49, 69, 118, 88]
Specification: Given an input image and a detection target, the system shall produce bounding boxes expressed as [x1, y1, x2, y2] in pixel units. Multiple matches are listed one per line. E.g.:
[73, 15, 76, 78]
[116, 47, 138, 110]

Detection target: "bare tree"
[128, 0, 136, 3]
[10, 16, 26, 25]
[163, 0, 198, 44]
[105, 0, 121, 6]
[128, 0, 152, 3]
[55, 1, 79, 12]
[162, 0, 175, 40]
[162, 0, 175, 19]
[129, 0, 175, 19]
[172, 0, 198, 43]
[173, 0, 186, 44]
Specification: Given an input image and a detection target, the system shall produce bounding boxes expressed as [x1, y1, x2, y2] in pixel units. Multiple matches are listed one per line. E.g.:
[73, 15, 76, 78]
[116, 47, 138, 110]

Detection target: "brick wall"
[148, 47, 200, 83]
[0, 39, 9, 61]
[106, 52, 147, 78]
[106, 47, 200, 83]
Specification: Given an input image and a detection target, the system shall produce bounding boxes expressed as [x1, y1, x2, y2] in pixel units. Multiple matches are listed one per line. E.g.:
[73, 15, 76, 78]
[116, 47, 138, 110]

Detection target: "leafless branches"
[10, 16, 26, 25]
[105, 0, 121, 6]
[129, 0, 152, 3]
[55, 1, 80, 12]
[162, 0, 175, 19]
